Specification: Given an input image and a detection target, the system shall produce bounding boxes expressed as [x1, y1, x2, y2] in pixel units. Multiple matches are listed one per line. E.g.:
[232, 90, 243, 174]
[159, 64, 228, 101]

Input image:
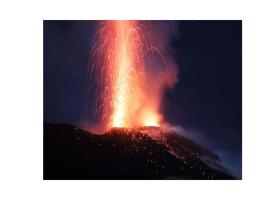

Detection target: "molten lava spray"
[89, 20, 178, 131]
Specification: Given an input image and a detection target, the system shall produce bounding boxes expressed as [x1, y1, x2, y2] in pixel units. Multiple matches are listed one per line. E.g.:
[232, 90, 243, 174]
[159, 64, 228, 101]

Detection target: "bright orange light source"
[143, 118, 159, 127]
[89, 20, 177, 131]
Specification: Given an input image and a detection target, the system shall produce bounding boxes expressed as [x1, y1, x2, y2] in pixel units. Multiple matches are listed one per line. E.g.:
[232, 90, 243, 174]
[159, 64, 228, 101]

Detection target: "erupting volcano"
[44, 20, 239, 180]
[89, 20, 177, 131]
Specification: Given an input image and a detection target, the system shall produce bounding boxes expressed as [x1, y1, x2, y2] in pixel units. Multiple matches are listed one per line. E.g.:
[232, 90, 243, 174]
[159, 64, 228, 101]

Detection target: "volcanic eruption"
[44, 20, 235, 180]
[88, 20, 177, 131]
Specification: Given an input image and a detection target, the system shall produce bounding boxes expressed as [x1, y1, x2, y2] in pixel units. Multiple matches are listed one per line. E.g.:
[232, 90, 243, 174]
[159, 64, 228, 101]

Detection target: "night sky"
[44, 20, 242, 178]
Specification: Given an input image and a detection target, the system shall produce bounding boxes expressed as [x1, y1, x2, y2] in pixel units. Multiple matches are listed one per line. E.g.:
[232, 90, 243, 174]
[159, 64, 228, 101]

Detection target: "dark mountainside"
[44, 123, 234, 180]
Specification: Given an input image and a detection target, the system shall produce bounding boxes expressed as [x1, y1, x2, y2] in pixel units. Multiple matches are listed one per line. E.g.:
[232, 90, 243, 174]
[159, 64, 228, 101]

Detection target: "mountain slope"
[44, 123, 234, 180]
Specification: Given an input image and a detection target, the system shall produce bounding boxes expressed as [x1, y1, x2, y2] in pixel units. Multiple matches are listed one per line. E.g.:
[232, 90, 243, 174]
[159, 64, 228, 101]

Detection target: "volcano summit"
[44, 123, 234, 180]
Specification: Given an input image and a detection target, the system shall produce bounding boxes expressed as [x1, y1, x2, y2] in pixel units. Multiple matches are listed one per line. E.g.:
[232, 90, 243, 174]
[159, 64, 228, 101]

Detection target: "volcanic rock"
[44, 122, 234, 180]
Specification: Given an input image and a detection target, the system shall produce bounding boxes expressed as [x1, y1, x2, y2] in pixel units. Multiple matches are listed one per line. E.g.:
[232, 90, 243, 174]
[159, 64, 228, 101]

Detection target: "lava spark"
[88, 20, 177, 131]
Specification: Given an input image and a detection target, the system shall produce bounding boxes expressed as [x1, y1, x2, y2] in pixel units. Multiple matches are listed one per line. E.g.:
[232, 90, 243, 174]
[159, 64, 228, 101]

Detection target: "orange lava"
[110, 21, 161, 128]
[89, 20, 177, 131]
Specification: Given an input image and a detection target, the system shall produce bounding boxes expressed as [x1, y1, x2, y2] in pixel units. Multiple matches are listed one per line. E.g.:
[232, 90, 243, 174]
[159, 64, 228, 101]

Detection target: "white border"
[0, 0, 270, 199]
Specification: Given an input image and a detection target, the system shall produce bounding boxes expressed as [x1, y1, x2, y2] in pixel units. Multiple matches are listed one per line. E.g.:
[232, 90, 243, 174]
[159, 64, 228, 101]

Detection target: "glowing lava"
[110, 20, 161, 128]
[111, 21, 137, 127]
[89, 20, 177, 131]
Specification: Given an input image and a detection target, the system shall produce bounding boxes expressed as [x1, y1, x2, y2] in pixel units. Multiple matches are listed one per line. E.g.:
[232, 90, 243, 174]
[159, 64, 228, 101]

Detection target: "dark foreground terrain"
[44, 123, 234, 180]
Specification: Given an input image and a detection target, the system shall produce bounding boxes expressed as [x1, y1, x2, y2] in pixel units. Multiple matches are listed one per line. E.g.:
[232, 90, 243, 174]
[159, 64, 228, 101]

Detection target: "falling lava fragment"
[44, 122, 235, 180]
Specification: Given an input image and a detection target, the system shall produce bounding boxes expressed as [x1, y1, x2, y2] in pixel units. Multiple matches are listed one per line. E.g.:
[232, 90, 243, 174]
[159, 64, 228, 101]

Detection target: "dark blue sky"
[44, 20, 242, 178]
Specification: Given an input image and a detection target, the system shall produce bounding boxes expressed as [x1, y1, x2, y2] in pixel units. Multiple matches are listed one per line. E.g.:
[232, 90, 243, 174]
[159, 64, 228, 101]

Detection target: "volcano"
[44, 123, 234, 180]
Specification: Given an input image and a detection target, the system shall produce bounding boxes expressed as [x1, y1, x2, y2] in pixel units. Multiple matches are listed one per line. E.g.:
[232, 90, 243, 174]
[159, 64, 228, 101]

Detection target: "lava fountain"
[88, 20, 178, 131]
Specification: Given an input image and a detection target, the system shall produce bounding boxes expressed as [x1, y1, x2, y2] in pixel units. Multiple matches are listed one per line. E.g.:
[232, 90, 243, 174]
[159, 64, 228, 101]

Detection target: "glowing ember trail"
[89, 20, 177, 131]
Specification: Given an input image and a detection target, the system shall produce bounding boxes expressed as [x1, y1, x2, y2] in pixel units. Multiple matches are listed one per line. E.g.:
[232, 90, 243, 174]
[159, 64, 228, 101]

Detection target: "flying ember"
[89, 20, 177, 131]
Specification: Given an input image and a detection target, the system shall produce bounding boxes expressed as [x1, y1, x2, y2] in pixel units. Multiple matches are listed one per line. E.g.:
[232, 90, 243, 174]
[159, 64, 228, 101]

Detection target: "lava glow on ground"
[89, 20, 177, 131]
[44, 123, 234, 179]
